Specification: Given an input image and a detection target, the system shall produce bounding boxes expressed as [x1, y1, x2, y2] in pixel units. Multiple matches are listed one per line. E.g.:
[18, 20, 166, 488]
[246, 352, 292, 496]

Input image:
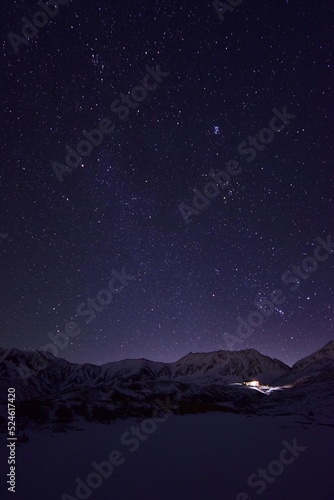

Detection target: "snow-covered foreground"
[1, 413, 333, 500]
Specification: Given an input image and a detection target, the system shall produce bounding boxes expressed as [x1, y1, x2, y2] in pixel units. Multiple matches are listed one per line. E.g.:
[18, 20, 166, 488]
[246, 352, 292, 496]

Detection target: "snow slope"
[0, 413, 332, 500]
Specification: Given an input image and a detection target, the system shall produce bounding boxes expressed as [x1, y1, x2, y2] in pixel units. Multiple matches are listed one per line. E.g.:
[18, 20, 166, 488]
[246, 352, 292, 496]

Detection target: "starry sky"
[0, 0, 333, 367]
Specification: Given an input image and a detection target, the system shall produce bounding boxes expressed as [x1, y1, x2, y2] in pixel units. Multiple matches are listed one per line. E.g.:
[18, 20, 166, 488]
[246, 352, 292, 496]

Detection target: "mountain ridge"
[0, 341, 334, 421]
[3, 341, 328, 369]
[1, 340, 333, 398]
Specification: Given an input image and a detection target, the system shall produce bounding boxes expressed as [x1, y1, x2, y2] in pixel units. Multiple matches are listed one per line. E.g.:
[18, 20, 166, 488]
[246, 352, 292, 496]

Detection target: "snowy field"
[1, 413, 333, 500]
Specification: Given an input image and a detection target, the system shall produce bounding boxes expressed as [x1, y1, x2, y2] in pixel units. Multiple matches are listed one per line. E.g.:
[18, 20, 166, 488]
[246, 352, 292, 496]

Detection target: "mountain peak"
[292, 339, 334, 370]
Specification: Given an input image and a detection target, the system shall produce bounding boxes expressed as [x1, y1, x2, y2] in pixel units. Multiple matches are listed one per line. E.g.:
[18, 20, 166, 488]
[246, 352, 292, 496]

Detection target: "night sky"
[0, 0, 333, 367]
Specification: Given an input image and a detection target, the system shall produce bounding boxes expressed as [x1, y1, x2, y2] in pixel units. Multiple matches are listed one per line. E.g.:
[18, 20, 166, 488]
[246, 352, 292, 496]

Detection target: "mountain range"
[0, 341, 333, 424]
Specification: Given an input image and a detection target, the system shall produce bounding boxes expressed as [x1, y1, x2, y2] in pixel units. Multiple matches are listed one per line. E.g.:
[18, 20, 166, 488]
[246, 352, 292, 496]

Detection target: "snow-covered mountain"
[170, 349, 289, 384]
[292, 340, 334, 370]
[273, 340, 334, 385]
[0, 342, 333, 421]
[0, 346, 290, 400]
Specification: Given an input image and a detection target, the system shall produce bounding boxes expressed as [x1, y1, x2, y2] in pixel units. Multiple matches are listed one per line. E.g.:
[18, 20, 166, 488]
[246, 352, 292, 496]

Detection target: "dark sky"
[0, 0, 333, 367]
